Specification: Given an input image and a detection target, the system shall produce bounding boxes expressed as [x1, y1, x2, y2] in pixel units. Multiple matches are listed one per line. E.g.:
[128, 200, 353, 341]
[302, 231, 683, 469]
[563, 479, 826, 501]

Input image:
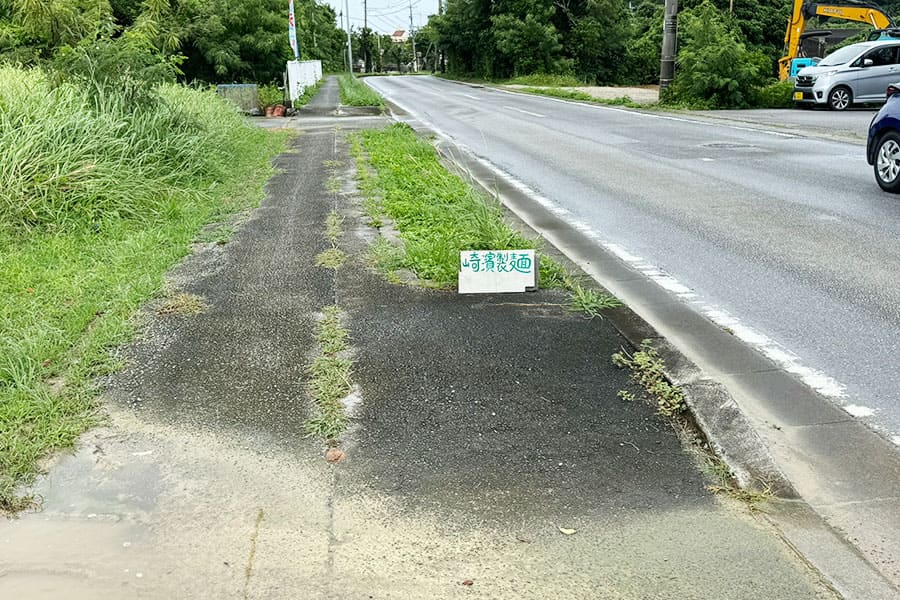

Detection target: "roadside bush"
[0, 64, 266, 230]
[749, 79, 794, 108]
[258, 83, 283, 108]
[50, 32, 180, 110]
[666, 1, 770, 108]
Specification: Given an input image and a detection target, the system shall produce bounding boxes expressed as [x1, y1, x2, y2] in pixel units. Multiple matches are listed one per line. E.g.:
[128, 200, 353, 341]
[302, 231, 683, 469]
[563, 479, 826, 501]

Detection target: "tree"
[491, 0, 565, 77]
[0, 0, 347, 83]
[565, 0, 631, 84]
[669, 0, 770, 107]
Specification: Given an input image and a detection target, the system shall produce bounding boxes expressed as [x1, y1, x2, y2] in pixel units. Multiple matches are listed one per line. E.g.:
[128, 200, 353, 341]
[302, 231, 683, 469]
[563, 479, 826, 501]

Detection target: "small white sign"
[458, 250, 537, 294]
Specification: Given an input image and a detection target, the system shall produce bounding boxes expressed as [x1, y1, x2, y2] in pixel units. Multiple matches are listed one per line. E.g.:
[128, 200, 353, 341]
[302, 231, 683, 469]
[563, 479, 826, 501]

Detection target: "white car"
[793, 40, 900, 110]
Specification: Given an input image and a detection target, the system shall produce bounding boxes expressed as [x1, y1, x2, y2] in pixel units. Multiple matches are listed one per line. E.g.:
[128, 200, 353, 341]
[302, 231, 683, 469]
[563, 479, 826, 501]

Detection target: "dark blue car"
[868, 84, 900, 192]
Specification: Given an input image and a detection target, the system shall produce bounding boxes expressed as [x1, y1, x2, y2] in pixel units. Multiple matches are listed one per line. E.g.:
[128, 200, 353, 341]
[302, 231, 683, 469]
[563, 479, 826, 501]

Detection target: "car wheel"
[828, 86, 852, 111]
[874, 132, 900, 193]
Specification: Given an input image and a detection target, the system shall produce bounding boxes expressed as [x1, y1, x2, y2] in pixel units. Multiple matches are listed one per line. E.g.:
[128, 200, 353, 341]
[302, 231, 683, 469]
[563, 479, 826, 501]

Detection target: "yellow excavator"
[779, 0, 895, 80]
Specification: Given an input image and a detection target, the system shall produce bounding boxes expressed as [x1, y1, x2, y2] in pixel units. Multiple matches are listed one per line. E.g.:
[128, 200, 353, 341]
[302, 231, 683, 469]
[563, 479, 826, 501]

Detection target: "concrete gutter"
[384, 98, 900, 599]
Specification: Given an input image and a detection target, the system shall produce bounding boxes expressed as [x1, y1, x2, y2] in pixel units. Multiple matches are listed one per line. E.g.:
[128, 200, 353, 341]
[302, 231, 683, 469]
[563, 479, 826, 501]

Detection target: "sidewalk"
[1, 81, 837, 598]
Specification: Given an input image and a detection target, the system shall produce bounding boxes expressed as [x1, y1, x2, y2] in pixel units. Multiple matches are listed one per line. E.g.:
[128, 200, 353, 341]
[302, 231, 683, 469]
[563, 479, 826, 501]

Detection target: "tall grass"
[0, 65, 287, 510]
[0, 67, 259, 230]
[337, 74, 383, 107]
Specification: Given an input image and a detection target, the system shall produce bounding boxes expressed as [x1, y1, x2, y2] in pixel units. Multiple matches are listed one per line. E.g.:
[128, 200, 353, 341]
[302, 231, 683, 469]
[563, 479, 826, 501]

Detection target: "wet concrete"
[0, 96, 838, 598]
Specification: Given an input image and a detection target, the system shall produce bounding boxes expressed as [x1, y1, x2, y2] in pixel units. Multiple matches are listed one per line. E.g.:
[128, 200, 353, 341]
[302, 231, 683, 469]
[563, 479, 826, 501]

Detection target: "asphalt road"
[365, 75, 900, 445]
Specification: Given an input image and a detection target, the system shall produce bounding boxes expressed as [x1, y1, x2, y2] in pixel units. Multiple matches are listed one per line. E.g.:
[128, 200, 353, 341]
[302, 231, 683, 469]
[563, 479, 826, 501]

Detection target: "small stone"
[325, 448, 346, 463]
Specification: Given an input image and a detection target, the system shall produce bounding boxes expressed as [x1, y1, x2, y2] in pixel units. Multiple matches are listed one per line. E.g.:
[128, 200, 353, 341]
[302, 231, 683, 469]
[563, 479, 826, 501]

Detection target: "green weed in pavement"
[325, 211, 344, 244]
[316, 248, 346, 269]
[353, 123, 571, 288]
[0, 65, 288, 511]
[337, 74, 384, 107]
[567, 284, 622, 318]
[305, 306, 352, 440]
[612, 340, 686, 417]
[157, 293, 208, 315]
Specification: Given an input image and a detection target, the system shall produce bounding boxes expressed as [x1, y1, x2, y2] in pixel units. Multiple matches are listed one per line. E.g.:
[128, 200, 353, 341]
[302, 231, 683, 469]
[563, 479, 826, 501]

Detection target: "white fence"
[286, 60, 323, 103]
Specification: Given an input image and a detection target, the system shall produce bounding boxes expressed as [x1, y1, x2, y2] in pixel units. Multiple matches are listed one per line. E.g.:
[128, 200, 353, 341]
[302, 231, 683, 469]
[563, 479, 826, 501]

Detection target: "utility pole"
[659, 0, 678, 92]
[363, 0, 371, 73]
[409, 0, 417, 73]
[376, 33, 382, 73]
[344, 0, 354, 76]
[438, 0, 445, 72]
[340, 11, 347, 71]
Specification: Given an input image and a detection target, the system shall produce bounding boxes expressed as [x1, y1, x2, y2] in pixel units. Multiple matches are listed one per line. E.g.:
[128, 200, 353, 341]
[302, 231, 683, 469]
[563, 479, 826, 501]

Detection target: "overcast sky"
[321, 0, 440, 35]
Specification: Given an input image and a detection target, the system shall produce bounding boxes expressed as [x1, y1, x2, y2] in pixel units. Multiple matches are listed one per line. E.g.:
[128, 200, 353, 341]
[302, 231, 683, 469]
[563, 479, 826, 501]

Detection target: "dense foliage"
[0, 0, 347, 83]
[429, 0, 797, 105]
[667, 1, 771, 107]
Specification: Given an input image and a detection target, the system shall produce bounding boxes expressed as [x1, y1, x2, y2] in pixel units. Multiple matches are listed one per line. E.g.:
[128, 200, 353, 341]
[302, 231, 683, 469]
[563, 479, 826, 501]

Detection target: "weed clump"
[305, 307, 353, 440]
[567, 284, 622, 318]
[612, 340, 685, 417]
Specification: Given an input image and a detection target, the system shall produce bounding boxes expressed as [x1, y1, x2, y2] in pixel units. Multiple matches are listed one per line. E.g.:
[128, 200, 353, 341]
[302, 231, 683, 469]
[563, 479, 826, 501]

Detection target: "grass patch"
[518, 86, 649, 109]
[317, 210, 345, 268]
[156, 293, 208, 315]
[612, 340, 686, 417]
[0, 65, 289, 511]
[294, 78, 326, 108]
[352, 123, 567, 288]
[194, 223, 235, 246]
[305, 306, 352, 440]
[316, 248, 346, 269]
[507, 73, 585, 87]
[368, 237, 406, 273]
[567, 283, 622, 318]
[337, 74, 384, 107]
[325, 210, 344, 244]
[614, 338, 773, 509]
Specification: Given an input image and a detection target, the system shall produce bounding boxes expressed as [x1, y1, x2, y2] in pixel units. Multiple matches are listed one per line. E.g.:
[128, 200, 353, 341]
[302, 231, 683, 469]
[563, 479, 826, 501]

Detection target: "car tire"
[874, 132, 900, 193]
[828, 86, 852, 111]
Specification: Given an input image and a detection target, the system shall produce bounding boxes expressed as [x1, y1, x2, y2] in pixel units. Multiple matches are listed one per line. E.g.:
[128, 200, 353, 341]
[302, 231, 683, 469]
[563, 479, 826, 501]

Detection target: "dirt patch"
[507, 84, 660, 104]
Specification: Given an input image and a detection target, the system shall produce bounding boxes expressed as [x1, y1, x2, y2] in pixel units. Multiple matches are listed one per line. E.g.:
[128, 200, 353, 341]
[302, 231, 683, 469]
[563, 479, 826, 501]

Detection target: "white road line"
[503, 105, 546, 118]
[462, 93, 479, 100]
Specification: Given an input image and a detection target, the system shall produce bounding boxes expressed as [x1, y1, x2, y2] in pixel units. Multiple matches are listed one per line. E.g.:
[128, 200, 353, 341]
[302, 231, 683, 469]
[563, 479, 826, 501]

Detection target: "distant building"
[391, 29, 408, 43]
